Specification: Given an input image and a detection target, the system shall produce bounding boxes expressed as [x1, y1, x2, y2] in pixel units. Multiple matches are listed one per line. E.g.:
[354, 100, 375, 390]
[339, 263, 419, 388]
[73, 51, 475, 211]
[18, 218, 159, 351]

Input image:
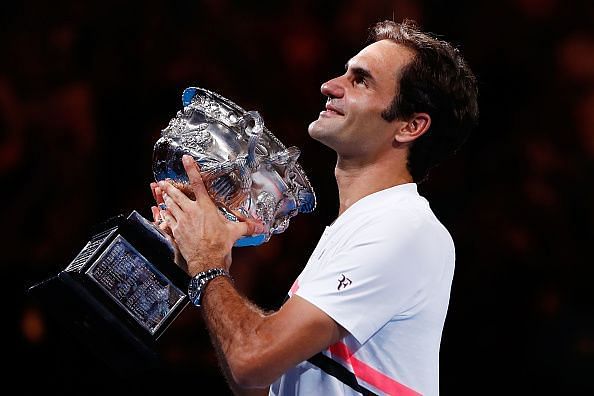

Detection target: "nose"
[320, 77, 344, 99]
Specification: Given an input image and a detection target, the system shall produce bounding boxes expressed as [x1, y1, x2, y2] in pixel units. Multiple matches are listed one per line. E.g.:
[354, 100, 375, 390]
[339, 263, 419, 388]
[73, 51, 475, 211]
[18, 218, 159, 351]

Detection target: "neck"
[334, 153, 413, 216]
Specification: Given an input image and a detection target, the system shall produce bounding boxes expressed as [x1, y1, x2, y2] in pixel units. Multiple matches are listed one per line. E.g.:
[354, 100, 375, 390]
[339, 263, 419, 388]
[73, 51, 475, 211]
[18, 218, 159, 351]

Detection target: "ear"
[394, 113, 431, 143]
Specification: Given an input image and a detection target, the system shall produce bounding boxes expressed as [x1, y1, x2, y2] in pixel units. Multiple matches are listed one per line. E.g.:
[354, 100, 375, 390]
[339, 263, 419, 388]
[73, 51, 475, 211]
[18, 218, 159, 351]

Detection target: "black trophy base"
[29, 273, 161, 373]
[27, 210, 191, 374]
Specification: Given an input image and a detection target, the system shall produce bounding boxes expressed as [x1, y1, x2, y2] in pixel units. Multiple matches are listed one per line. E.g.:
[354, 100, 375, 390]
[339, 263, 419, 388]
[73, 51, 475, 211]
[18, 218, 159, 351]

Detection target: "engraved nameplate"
[86, 235, 185, 335]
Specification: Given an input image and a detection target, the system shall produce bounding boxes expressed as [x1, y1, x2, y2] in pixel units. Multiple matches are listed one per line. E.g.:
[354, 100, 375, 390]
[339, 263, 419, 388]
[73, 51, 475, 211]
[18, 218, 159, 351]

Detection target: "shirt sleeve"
[295, 210, 451, 345]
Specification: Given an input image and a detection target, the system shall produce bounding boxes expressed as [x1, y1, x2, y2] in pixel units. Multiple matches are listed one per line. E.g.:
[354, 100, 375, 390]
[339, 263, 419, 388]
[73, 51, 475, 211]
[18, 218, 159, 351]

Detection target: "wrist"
[187, 256, 230, 277]
[187, 267, 233, 307]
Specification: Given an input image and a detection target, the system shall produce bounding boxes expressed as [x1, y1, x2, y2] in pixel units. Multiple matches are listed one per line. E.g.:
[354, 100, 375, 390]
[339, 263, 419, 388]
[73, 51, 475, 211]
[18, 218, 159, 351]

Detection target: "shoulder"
[340, 194, 455, 270]
[349, 192, 448, 239]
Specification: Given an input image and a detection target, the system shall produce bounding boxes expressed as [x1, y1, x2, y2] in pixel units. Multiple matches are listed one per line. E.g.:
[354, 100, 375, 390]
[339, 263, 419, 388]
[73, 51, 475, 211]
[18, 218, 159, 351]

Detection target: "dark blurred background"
[4, 0, 594, 394]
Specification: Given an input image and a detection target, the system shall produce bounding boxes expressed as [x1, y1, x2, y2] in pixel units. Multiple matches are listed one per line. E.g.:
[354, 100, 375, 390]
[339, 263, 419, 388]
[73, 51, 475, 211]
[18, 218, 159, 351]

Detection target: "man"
[153, 19, 478, 396]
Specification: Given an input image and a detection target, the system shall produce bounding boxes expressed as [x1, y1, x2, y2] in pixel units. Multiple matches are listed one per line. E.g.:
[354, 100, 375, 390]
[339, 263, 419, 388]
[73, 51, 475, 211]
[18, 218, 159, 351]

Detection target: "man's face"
[308, 40, 415, 158]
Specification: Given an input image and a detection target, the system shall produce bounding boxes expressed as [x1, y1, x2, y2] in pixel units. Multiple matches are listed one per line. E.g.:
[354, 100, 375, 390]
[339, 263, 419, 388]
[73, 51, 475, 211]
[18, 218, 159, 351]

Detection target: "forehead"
[349, 40, 415, 84]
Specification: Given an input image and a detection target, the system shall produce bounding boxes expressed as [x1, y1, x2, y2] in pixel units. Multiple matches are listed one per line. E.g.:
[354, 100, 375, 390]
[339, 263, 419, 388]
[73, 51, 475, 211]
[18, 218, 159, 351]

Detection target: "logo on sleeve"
[337, 274, 352, 290]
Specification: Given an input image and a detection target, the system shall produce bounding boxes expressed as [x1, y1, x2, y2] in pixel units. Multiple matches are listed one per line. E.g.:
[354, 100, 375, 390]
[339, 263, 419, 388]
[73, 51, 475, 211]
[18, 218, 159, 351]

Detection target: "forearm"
[201, 276, 278, 388]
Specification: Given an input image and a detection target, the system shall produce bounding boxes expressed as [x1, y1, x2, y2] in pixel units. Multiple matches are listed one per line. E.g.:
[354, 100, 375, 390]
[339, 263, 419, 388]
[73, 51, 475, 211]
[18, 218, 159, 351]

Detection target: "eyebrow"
[345, 62, 376, 84]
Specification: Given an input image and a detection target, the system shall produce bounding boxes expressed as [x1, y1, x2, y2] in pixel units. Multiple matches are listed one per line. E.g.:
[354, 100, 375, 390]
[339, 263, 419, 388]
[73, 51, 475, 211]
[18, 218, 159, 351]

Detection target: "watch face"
[188, 277, 202, 306]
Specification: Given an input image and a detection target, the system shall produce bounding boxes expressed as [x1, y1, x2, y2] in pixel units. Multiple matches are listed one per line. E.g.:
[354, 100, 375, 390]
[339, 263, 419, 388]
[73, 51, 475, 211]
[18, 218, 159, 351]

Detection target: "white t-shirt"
[269, 183, 455, 396]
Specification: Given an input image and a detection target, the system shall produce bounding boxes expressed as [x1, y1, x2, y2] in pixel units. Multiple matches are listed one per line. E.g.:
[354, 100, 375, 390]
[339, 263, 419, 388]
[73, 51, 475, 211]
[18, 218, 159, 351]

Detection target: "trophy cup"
[27, 86, 316, 370]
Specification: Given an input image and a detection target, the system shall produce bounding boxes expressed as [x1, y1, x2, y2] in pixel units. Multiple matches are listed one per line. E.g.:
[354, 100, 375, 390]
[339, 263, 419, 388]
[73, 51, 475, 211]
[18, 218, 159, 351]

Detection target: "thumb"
[232, 218, 266, 238]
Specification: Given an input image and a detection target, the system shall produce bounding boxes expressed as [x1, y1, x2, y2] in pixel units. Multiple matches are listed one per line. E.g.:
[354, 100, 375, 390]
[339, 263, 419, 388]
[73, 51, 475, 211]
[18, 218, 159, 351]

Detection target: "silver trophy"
[27, 87, 316, 370]
[153, 86, 316, 246]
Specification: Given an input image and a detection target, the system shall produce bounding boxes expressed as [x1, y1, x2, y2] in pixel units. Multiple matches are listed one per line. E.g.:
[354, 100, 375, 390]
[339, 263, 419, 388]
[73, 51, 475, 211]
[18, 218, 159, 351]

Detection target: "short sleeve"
[295, 210, 451, 344]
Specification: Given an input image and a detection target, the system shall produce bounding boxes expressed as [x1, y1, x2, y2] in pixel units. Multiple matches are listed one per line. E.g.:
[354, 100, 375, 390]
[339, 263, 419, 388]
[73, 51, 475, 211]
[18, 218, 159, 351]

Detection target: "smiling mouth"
[323, 101, 344, 116]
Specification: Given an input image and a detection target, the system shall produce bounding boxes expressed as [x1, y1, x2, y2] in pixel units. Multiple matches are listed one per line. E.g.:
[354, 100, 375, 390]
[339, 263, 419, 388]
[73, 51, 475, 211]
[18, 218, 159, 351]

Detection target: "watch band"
[188, 268, 232, 307]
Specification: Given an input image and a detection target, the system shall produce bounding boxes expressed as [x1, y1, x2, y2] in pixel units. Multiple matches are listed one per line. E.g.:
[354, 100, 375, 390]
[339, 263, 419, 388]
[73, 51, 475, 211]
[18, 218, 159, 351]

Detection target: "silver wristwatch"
[188, 268, 232, 307]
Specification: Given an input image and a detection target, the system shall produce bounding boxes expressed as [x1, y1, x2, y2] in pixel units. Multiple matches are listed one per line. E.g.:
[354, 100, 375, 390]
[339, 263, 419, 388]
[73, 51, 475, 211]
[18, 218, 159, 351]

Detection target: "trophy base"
[27, 210, 191, 373]
[28, 273, 161, 372]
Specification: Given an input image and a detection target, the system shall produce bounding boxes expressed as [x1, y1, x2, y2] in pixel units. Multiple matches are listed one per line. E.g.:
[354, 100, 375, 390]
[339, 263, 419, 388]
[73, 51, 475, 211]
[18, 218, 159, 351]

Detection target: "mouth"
[321, 101, 345, 117]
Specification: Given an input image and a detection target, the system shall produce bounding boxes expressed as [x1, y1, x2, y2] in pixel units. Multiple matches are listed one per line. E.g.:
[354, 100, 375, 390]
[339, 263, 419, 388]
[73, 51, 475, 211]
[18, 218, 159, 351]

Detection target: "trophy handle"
[264, 146, 301, 167]
[239, 110, 264, 172]
[228, 111, 264, 208]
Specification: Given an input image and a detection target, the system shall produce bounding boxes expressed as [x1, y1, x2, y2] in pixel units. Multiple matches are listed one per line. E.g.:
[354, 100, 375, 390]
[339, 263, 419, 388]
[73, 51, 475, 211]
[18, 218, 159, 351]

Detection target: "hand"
[158, 155, 264, 276]
[150, 182, 188, 271]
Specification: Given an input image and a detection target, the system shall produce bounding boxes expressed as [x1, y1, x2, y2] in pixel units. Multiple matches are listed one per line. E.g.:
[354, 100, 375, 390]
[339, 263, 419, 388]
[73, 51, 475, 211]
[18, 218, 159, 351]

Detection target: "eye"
[353, 75, 368, 88]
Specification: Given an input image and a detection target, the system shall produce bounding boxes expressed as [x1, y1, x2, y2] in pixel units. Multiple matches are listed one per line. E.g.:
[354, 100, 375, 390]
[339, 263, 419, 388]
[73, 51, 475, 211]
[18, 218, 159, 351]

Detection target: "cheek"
[349, 96, 387, 121]
[348, 109, 386, 134]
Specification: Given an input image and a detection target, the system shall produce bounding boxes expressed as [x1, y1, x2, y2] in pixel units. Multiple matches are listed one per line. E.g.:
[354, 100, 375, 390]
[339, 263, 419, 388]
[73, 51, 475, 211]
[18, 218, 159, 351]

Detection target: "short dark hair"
[370, 20, 479, 182]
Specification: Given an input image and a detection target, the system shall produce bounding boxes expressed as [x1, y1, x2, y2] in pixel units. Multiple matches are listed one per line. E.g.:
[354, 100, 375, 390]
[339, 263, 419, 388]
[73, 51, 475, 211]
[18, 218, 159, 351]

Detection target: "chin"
[309, 118, 335, 139]
[307, 119, 322, 139]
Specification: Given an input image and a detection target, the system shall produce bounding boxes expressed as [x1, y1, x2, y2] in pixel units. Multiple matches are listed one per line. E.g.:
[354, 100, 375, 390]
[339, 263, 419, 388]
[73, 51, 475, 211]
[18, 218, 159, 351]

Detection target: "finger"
[158, 180, 192, 212]
[162, 191, 184, 218]
[151, 205, 174, 237]
[219, 206, 265, 236]
[154, 185, 165, 205]
[158, 220, 174, 238]
[182, 155, 211, 205]
[160, 209, 177, 228]
[150, 182, 160, 203]
[151, 205, 161, 223]
[218, 202, 261, 225]
[160, 222, 173, 235]
[231, 218, 266, 238]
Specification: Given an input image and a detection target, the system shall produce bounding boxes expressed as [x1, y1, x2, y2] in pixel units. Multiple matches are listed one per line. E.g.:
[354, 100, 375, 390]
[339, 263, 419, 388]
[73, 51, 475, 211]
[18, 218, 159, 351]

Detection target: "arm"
[201, 278, 345, 387]
[158, 155, 346, 388]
